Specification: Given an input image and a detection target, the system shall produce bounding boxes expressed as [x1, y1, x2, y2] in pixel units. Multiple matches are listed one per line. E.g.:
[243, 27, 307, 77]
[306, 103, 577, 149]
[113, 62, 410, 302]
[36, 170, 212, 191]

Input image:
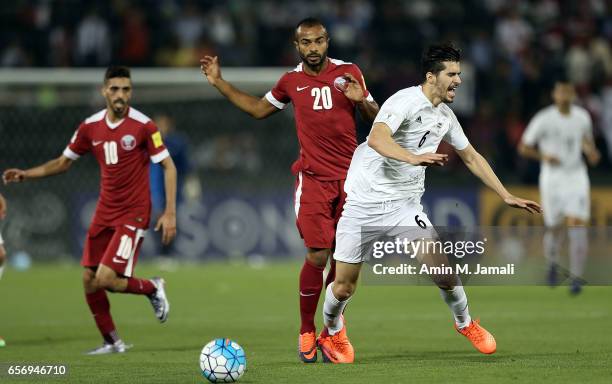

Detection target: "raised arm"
[342, 73, 379, 123]
[456, 144, 541, 214]
[367, 122, 448, 166]
[3, 155, 73, 184]
[200, 56, 279, 120]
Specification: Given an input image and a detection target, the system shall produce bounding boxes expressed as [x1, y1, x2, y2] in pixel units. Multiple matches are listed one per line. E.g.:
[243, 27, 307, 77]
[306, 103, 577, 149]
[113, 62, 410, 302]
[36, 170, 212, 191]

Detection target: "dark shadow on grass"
[358, 350, 504, 364]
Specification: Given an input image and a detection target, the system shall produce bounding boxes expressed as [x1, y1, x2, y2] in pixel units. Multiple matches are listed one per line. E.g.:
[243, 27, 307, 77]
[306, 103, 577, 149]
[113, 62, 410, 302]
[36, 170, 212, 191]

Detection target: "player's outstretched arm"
[456, 144, 541, 214]
[2, 155, 73, 184]
[154, 156, 177, 245]
[368, 123, 448, 166]
[199, 56, 278, 120]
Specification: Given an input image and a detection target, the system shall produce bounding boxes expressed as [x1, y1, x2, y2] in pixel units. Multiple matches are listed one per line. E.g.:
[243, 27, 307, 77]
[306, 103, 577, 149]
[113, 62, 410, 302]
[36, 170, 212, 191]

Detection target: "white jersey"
[522, 104, 592, 181]
[345, 86, 470, 204]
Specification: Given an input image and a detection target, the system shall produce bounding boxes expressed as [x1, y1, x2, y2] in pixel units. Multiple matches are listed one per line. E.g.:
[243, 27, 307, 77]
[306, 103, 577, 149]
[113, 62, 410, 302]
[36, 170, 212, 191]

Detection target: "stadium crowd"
[2, 0, 611, 178]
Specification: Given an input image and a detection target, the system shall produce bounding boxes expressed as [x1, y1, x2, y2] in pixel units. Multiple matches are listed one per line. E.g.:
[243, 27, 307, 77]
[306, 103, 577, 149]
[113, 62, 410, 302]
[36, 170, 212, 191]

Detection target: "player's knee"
[333, 280, 356, 301]
[432, 274, 458, 291]
[82, 268, 97, 291]
[95, 272, 118, 292]
[306, 248, 331, 267]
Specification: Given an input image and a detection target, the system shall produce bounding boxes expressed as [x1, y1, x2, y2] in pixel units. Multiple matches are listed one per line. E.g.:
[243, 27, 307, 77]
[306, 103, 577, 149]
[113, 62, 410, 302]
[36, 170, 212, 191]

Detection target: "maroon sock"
[85, 290, 118, 344]
[299, 260, 325, 334]
[325, 259, 336, 288]
[124, 277, 156, 295]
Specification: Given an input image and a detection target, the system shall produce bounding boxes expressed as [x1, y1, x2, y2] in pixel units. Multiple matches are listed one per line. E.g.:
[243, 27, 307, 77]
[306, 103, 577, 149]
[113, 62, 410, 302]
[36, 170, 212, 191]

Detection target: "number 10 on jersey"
[103, 141, 119, 165]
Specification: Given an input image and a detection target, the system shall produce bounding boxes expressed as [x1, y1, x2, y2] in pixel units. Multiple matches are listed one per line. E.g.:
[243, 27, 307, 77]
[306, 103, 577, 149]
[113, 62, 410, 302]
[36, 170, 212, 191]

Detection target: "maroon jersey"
[63, 107, 169, 228]
[265, 58, 374, 181]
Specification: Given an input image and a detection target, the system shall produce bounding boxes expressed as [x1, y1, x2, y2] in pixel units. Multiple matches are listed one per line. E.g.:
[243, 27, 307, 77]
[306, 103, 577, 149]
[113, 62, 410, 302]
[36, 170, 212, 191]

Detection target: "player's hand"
[586, 148, 601, 166]
[155, 211, 177, 245]
[503, 195, 542, 214]
[342, 73, 366, 103]
[2, 169, 26, 184]
[200, 56, 222, 86]
[407, 152, 448, 166]
[542, 154, 560, 166]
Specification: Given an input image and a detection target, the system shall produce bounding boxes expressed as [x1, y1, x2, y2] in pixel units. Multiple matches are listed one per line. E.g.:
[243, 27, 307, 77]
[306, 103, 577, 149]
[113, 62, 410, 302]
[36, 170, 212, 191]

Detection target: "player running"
[519, 78, 600, 294]
[0, 192, 6, 347]
[200, 17, 379, 363]
[317, 44, 542, 363]
[2, 66, 177, 354]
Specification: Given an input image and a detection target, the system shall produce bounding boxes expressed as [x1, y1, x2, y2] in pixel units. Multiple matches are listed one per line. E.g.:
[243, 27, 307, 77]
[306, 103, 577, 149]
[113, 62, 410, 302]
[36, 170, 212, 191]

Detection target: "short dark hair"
[421, 43, 461, 80]
[104, 66, 131, 83]
[294, 17, 327, 40]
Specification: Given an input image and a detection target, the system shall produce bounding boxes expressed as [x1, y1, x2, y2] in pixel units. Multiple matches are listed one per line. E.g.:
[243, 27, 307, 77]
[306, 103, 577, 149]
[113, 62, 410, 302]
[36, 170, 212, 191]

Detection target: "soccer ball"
[199, 338, 246, 383]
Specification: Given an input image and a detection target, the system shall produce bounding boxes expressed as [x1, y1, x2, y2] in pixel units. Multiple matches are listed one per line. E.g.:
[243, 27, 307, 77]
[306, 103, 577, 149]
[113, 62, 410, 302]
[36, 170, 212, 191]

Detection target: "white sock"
[440, 285, 471, 329]
[568, 227, 588, 279]
[0, 265, 4, 280]
[323, 283, 350, 335]
[543, 229, 562, 266]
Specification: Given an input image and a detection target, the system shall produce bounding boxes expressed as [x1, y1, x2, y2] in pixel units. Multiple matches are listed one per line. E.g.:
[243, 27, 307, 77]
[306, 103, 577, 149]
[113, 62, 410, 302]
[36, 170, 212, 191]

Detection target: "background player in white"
[519, 78, 600, 294]
[316, 44, 542, 363]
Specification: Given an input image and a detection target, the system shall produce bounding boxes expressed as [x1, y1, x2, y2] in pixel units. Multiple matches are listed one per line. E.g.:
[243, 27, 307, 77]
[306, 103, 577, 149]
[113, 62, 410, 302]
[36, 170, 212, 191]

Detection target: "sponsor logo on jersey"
[92, 140, 103, 146]
[415, 116, 422, 124]
[121, 134, 137, 151]
[152, 132, 163, 148]
[296, 86, 310, 92]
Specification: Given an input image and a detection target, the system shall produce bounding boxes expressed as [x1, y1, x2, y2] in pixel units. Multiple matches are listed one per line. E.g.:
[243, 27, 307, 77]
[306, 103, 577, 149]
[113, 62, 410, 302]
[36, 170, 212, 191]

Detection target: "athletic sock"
[440, 285, 471, 329]
[0, 265, 4, 280]
[568, 226, 588, 279]
[323, 283, 350, 335]
[85, 290, 119, 344]
[324, 259, 336, 288]
[299, 260, 324, 334]
[543, 229, 562, 266]
[124, 277, 156, 295]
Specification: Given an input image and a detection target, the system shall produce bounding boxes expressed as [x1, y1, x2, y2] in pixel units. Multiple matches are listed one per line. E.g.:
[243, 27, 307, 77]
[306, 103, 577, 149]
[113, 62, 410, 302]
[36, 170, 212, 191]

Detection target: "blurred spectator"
[173, 2, 205, 49]
[1, 38, 31, 67]
[74, 8, 111, 66]
[119, 6, 151, 66]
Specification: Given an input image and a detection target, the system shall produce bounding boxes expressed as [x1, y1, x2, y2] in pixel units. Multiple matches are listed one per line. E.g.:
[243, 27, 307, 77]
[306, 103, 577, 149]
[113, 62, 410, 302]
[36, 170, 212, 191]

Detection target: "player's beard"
[301, 51, 327, 72]
[111, 99, 128, 117]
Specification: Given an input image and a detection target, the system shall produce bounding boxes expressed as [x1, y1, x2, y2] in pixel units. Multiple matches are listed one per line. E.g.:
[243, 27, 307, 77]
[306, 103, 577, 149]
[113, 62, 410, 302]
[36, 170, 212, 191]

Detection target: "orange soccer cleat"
[317, 324, 355, 363]
[456, 319, 497, 354]
[298, 331, 317, 363]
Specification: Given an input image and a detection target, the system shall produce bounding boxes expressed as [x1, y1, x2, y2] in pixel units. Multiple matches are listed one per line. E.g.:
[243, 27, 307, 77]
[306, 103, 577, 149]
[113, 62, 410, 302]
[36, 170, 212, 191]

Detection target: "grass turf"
[0, 263, 611, 383]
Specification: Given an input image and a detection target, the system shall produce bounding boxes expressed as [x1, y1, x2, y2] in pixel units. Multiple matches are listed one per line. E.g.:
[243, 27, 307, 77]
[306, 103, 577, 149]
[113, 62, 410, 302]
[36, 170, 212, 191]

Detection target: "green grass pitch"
[0, 263, 611, 383]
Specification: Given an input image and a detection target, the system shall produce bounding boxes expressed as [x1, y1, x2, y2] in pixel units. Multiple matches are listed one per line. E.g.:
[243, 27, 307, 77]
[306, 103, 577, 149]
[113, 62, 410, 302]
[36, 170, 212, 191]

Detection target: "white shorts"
[334, 199, 436, 264]
[540, 172, 590, 226]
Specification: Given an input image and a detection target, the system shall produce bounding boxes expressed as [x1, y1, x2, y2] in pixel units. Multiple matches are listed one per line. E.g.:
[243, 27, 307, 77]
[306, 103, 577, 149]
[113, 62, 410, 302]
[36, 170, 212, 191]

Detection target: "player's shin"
[439, 285, 471, 329]
[299, 260, 325, 334]
[85, 290, 119, 344]
[323, 283, 350, 335]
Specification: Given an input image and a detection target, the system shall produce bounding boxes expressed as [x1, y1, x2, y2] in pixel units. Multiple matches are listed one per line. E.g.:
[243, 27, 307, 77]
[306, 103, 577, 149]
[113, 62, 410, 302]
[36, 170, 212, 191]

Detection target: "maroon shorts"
[81, 223, 146, 277]
[294, 172, 346, 249]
